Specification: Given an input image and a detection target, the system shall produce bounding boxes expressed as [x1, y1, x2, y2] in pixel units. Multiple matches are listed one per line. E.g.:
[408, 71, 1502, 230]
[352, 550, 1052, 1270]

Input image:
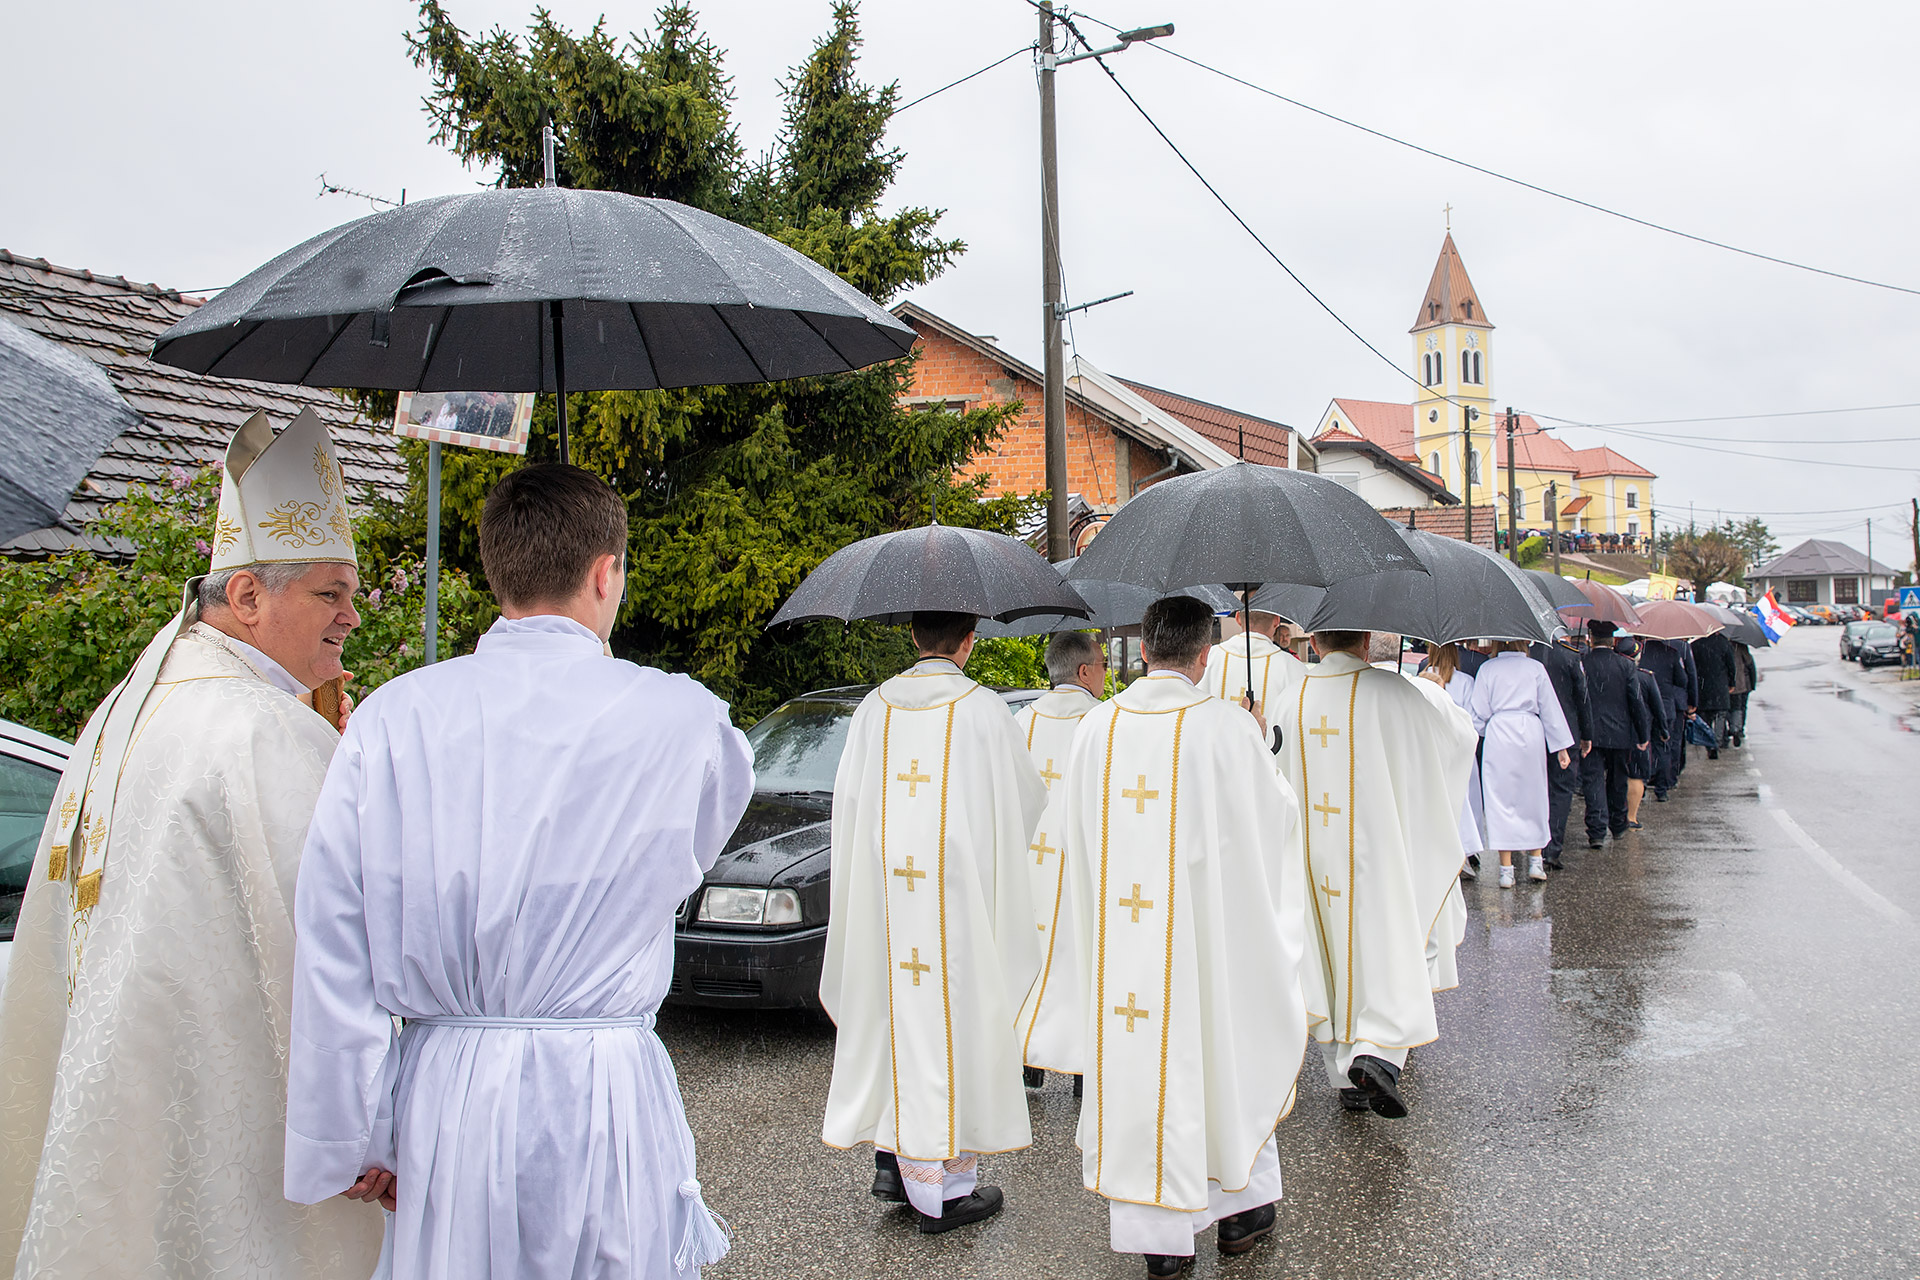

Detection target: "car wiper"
[764, 788, 834, 799]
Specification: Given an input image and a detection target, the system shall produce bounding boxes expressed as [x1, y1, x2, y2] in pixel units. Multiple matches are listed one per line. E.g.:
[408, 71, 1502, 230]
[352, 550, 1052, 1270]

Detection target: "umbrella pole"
[551, 298, 570, 465]
[424, 441, 441, 664]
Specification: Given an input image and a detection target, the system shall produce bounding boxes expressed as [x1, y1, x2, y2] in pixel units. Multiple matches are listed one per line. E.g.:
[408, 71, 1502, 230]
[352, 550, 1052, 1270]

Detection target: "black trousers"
[1582, 746, 1631, 838]
[1656, 697, 1685, 790]
[1543, 748, 1581, 860]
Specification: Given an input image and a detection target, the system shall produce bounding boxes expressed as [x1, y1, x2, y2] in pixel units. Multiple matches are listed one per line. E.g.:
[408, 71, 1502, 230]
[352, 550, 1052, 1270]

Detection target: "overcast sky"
[9, 0, 1918, 567]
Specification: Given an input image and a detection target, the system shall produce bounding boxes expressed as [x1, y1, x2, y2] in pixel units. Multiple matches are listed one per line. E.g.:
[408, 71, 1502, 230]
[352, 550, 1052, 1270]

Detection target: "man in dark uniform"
[1579, 621, 1651, 844]
[1675, 640, 1699, 782]
[1531, 630, 1594, 869]
[1637, 638, 1690, 802]
[1690, 629, 1739, 759]
[1616, 636, 1668, 828]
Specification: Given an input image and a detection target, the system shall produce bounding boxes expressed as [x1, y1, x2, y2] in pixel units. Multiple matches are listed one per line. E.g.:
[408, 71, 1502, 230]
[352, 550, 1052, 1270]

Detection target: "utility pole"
[1547, 481, 1561, 575]
[1505, 406, 1519, 562]
[1912, 496, 1920, 587]
[1461, 407, 1473, 547]
[1036, 12, 1173, 560]
[1867, 518, 1874, 607]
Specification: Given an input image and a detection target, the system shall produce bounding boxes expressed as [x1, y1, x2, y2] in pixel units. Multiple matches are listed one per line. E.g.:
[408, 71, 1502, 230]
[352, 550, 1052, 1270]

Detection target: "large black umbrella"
[0, 316, 141, 541]
[975, 558, 1238, 637]
[150, 188, 918, 462]
[1704, 602, 1772, 648]
[769, 524, 1090, 627]
[1299, 528, 1561, 645]
[1525, 568, 1593, 611]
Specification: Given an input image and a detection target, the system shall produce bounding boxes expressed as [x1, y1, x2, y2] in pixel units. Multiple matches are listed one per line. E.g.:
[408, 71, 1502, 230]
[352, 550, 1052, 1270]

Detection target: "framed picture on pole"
[393, 390, 534, 454]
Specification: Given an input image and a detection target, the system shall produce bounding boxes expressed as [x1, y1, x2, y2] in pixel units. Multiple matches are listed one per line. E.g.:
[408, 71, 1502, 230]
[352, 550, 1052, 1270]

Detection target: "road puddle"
[1794, 682, 1919, 732]
[1552, 968, 1766, 1063]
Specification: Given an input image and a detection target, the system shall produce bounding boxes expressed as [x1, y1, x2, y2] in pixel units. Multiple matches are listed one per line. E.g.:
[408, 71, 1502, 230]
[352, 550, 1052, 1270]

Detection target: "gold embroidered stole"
[1297, 670, 1361, 1041]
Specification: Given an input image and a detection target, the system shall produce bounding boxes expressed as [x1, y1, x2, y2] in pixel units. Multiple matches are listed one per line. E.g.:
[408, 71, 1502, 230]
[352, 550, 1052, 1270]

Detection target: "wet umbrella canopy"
[769, 524, 1090, 627]
[1627, 598, 1726, 642]
[0, 315, 142, 541]
[1525, 568, 1594, 612]
[149, 188, 918, 459]
[1299, 528, 1561, 645]
[973, 559, 1238, 637]
[1558, 578, 1644, 629]
[1704, 602, 1772, 648]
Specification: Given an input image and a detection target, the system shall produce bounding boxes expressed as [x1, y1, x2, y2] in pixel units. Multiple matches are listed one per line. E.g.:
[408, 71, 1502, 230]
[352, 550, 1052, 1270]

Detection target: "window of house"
[1328, 471, 1361, 491]
[1786, 580, 1816, 603]
[1627, 519, 1639, 536]
[1835, 578, 1859, 604]
[1430, 451, 1442, 477]
[1626, 488, 1638, 509]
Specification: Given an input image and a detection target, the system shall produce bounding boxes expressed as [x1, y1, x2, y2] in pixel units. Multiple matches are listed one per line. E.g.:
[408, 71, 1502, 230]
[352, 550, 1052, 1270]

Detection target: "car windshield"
[745, 699, 855, 794]
[1864, 625, 1898, 641]
[1, 751, 61, 942]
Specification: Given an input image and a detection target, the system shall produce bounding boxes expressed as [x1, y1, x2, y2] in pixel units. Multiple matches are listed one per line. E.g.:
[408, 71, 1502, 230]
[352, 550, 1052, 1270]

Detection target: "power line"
[896, 45, 1028, 113]
[1571, 423, 1919, 471]
[1539, 401, 1920, 429]
[1071, 10, 1920, 299]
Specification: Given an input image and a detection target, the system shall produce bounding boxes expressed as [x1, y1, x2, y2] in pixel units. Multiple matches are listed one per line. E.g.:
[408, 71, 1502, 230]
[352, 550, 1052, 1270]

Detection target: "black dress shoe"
[871, 1151, 906, 1203]
[1347, 1055, 1409, 1119]
[1023, 1066, 1045, 1089]
[919, 1185, 1004, 1233]
[1655, 790, 1669, 802]
[1073, 1073, 1084, 1098]
[1144, 1253, 1195, 1277]
[1588, 837, 1605, 849]
[1543, 857, 1564, 871]
[1708, 748, 1719, 760]
[1217, 1201, 1277, 1254]
[1338, 1086, 1373, 1112]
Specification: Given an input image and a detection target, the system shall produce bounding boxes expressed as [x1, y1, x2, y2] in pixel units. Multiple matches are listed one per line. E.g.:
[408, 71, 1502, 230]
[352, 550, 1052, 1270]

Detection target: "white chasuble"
[1202, 635, 1304, 724]
[1281, 654, 1476, 1056]
[0, 620, 383, 1278]
[1468, 650, 1576, 851]
[1011, 684, 1100, 1073]
[1063, 674, 1307, 1215]
[821, 661, 1048, 1162]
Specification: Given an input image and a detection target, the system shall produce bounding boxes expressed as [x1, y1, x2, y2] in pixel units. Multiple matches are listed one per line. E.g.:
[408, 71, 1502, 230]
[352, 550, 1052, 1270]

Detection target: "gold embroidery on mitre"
[47, 844, 68, 881]
[257, 500, 330, 548]
[213, 515, 241, 556]
[326, 502, 352, 543]
[313, 445, 339, 497]
[74, 870, 103, 913]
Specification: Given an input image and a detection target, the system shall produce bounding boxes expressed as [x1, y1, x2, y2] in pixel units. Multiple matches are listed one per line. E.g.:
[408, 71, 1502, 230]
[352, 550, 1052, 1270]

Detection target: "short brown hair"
[910, 611, 977, 656]
[1141, 595, 1213, 668]
[479, 464, 628, 608]
[1312, 629, 1368, 656]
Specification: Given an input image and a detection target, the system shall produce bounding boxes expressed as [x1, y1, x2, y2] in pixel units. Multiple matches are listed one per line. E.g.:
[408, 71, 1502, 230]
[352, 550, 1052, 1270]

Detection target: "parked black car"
[1840, 620, 1878, 661]
[667, 683, 1047, 1011]
[1856, 623, 1903, 668]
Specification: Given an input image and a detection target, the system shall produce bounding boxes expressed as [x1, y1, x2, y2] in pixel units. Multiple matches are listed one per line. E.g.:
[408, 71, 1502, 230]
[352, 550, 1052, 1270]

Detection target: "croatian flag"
[1752, 590, 1794, 642]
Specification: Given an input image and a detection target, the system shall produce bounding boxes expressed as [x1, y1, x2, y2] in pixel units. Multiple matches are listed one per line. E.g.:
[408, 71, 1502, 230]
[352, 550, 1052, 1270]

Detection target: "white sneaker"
[1498, 865, 1516, 889]
[1528, 856, 1548, 882]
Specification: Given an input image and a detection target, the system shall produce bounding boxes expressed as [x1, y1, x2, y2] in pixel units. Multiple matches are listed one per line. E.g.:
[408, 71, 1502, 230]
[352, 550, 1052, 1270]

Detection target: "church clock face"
[1425, 335, 1438, 352]
[1466, 333, 1479, 349]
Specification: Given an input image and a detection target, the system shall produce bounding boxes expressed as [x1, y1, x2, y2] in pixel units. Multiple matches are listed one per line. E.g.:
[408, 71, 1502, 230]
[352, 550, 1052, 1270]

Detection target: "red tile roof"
[1559, 495, 1592, 515]
[1410, 233, 1492, 331]
[1494, 415, 1580, 474]
[1320, 398, 1418, 459]
[1119, 379, 1294, 467]
[1568, 445, 1656, 480]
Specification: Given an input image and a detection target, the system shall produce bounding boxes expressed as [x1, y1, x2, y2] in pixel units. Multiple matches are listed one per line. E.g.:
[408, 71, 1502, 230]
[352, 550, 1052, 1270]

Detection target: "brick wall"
[1377, 504, 1497, 548]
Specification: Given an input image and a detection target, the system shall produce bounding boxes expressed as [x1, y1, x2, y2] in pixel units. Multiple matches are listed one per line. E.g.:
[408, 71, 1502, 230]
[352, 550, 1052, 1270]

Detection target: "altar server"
[1062, 596, 1306, 1275]
[285, 464, 755, 1280]
[1470, 640, 1577, 886]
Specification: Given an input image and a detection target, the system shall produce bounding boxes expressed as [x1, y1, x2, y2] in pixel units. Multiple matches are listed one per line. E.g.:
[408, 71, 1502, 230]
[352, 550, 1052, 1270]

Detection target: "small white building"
[1749, 539, 1900, 607]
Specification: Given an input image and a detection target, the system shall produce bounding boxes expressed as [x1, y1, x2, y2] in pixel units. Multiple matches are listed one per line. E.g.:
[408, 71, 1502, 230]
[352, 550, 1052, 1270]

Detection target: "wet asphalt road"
[661, 625, 1920, 1279]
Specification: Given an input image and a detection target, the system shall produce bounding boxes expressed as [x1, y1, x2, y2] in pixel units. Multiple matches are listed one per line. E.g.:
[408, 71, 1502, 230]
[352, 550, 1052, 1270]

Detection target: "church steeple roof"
[1410, 233, 1492, 332]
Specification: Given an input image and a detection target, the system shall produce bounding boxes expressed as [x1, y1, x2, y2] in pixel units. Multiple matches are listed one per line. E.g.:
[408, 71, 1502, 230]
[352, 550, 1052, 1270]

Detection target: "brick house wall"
[1378, 504, 1497, 549]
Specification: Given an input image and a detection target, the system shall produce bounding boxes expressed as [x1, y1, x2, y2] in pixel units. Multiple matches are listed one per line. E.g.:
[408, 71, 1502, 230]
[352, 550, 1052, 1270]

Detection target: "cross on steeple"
[1313, 793, 1342, 827]
[1118, 883, 1155, 923]
[893, 855, 927, 892]
[1029, 832, 1056, 866]
[899, 947, 931, 986]
[1112, 992, 1150, 1032]
[1308, 715, 1341, 748]
[1444, 202, 1453, 231]
[1319, 874, 1343, 907]
[1121, 774, 1160, 815]
[1038, 758, 1062, 789]
[896, 759, 931, 797]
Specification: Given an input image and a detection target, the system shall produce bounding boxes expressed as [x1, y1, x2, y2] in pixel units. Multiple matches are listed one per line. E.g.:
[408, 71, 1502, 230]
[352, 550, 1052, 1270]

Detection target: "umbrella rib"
[417, 307, 453, 388]
[290, 311, 364, 389]
[626, 301, 661, 389]
[181, 319, 260, 380]
[710, 306, 773, 384]
[793, 310, 853, 372]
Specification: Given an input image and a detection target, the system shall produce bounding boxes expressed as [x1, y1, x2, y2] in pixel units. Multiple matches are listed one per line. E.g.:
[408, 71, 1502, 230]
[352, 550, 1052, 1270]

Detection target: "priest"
[286, 464, 756, 1278]
[1281, 629, 1476, 1119]
[1012, 630, 1106, 1082]
[1202, 607, 1304, 750]
[1062, 595, 1306, 1275]
[820, 611, 1047, 1233]
[0, 409, 383, 1277]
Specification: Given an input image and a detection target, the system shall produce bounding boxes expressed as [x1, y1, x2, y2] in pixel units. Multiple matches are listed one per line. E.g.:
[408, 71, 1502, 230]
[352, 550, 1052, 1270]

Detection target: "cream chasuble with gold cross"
[1011, 684, 1100, 1073]
[821, 660, 1048, 1162]
[1061, 673, 1307, 1216]
[1202, 634, 1305, 726]
[1280, 652, 1477, 1059]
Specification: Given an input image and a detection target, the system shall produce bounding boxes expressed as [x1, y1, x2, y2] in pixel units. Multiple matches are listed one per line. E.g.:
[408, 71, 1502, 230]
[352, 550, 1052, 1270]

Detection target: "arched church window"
[1431, 451, 1442, 477]
[1472, 350, 1482, 384]
[1461, 350, 1471, 383]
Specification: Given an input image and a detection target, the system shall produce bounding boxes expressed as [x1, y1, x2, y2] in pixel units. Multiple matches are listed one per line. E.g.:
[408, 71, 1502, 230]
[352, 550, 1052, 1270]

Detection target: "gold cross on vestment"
[896, 759, 932, 797]
[1309, 715, 1340, 747]
[1121, 774, 1160, 814]
[893, 855, 927, 892]
[1313, 792, 1342, 827]
[1112, 993, 1150, 1032]
[899, 948, 931, 986]
[1038, 758, 1063, 789]
[1318, 874, 1342, 907]
[1030, 832, 1056, 866]
[1118, 883, 1155, 923]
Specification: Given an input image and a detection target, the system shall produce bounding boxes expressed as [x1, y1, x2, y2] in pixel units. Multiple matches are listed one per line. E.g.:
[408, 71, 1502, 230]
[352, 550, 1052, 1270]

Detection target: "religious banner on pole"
[1646, 573, 1681, 601]
[394, 390, 534, 455]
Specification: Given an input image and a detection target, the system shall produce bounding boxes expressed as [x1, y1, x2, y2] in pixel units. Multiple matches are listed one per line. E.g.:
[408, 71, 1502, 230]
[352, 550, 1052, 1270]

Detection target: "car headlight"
[696, 886, 803, 926]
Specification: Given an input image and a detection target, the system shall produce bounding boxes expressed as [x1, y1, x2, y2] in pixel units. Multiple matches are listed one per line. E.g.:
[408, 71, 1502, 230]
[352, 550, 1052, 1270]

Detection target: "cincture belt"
[412, 1013, 657, 1031]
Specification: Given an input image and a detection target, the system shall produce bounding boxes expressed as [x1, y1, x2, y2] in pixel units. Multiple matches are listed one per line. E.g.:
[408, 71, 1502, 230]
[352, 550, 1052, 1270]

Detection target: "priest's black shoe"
[870, 1151, 906, 1204]
[919, 1185, 1004, 1234]
[1143, 1254, 1194, 1277]
[1217, 1201, 1277, 1255]
[1023, 1066, 1045, 1089]
[1338, 1086, 1373, 1112]
[1347, 1055, 1409, 1119]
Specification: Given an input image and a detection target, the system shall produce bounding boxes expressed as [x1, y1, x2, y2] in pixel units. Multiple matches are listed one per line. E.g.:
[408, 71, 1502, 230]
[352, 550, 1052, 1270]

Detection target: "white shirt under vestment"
[1281, 653, 1476, 1055]
[1011, 684, 1101, 1073]
[1062, 672, 1307, 1216]
[285, 615, 755, 1280]
[1468, 651, 1575, 851]
[0, 621, 384, 1278]
[820, 659, 1047, 1162]
[1202, 635, 1304, 745]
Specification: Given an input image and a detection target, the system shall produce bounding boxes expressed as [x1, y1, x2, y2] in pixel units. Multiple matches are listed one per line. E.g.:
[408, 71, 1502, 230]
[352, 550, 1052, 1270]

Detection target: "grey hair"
[1045, 631, 1104, 685]
[197, 562, 322, 612]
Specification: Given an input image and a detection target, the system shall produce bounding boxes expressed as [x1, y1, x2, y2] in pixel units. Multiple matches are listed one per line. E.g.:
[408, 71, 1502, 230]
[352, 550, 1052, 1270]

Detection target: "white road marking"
[1771, 808, 1914, 928]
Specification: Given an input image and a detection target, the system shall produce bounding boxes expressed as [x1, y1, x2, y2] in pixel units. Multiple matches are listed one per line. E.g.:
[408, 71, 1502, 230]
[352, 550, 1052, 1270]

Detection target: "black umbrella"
[150, 188, 918, 463]
[1070, 461, 1426, 693]
[769, 524, 1091, 627]
[1703, 602, 1771, 648]
[1525, 568, 1593, 611]
[974, 559, 1238, 637]
[0, 316, 141, 541]
[1300, 528, 1561, 645]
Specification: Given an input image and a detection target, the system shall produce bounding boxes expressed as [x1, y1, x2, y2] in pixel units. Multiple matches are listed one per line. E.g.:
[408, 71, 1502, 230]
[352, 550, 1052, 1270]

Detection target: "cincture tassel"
[673, 1178, 732, 1272]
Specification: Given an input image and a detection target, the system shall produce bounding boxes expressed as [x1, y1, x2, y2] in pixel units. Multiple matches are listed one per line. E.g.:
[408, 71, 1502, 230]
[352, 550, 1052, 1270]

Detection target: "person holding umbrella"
[1615, 636, 1670, 829]
[1727, 640, 1758, 747]
[1637, 638, 1692, 801]
[1578, 621, 1652, 848]
[1690, 628, 1739, 759]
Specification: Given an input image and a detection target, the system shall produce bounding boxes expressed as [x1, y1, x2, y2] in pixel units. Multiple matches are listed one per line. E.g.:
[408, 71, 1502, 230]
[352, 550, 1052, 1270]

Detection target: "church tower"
[1409, 233, 1494, 502]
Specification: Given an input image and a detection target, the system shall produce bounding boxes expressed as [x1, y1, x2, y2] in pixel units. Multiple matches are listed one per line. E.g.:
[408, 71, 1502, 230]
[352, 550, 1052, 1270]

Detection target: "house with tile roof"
[1749, 538, 1901, 608]
[1309, 234, 1656, 545]
[0, 249, 406, 559]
